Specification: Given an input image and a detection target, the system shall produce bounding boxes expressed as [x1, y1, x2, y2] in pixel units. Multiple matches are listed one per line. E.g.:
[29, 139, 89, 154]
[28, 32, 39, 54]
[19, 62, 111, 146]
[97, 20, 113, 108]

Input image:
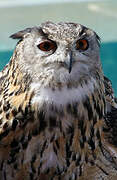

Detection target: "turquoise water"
[0, 42, 117, 95]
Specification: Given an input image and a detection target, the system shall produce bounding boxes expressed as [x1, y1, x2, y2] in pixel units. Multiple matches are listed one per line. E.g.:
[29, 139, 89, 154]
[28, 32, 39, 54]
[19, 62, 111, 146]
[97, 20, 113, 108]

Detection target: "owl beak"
[68, 51, 73, 73]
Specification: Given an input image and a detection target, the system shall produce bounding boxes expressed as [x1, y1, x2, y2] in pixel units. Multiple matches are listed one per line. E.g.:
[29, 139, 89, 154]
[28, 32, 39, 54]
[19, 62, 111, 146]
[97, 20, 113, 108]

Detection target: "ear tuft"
[95, 32, 101, 47]
[10, 28, 32, 39]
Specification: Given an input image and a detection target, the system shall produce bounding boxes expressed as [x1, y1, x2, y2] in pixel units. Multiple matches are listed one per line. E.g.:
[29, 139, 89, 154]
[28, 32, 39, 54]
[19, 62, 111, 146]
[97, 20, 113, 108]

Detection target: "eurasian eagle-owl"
[0, 21, 117, 180]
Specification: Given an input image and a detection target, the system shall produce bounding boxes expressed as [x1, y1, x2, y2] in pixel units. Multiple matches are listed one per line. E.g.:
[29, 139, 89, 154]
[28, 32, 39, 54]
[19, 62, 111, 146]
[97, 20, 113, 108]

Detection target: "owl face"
[11, 22, 101, 89]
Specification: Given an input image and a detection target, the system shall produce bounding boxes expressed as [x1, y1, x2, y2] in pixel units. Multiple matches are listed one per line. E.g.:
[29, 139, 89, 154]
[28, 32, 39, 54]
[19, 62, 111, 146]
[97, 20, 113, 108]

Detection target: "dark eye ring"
[37, 40, 57, 52]
[76, 39, 89, 51]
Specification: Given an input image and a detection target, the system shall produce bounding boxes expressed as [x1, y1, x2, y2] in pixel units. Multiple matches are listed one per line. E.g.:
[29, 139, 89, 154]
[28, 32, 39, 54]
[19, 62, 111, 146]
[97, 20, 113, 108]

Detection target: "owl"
[0, 21, 117, 180]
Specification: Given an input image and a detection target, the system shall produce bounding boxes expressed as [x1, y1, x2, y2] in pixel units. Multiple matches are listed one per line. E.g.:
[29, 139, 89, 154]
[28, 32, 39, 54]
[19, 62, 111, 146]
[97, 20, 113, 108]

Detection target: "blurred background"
[0, 0, 117, 94]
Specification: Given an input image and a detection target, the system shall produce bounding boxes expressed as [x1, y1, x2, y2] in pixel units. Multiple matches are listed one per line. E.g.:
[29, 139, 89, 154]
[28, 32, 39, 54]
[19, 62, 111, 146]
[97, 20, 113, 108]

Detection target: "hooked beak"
[68, 51, 73, 73]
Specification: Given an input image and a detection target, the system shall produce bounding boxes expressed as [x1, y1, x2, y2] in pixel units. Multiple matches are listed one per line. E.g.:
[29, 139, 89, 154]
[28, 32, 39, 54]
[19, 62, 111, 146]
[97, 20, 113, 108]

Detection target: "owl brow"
[79, 26, 87, 37]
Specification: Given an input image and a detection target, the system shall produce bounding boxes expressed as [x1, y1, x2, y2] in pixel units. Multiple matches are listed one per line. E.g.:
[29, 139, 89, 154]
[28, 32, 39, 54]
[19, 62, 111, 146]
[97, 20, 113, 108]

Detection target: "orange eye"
[76, 39, 89, 51]
[37, 40, 57, 52]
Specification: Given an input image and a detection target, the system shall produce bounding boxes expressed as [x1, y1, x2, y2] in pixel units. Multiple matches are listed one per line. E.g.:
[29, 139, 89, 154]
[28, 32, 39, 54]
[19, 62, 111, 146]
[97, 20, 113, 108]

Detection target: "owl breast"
[30, 77, 97, 108]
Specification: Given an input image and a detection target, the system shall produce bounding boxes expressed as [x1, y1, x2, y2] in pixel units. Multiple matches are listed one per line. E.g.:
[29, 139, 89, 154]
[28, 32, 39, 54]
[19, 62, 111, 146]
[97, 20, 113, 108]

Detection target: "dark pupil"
[79, 41, 84, 48]
[43, 42, 51, 50]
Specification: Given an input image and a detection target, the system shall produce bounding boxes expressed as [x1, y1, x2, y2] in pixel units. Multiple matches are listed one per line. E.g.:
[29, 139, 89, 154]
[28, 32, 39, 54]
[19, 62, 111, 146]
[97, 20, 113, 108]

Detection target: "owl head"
[10, 21, 101, 90]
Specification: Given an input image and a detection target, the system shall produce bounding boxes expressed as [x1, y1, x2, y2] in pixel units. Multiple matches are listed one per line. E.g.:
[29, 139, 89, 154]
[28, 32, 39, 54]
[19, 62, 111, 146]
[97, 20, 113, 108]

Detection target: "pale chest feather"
[30, 77, 97, 107]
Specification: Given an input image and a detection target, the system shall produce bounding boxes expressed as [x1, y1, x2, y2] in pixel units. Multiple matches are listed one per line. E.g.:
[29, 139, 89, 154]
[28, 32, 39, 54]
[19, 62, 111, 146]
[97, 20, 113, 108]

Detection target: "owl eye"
[76, 39, 89, 51]
[37, 40, 57, 52]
